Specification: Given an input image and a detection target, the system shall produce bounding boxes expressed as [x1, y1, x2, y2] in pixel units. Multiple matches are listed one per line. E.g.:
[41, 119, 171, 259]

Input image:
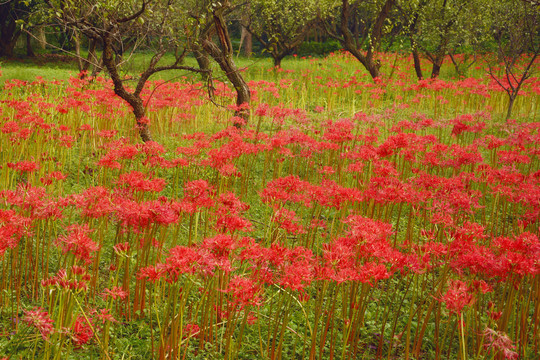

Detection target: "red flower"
[439, 279, 474, 314]
[71, 316, 94, 347]
[116, 170, 166, 193]
[7, 160, 40, 173]
[23, 307, 55, 340]
[55, 224, 100, 264]
[225, 275, 263, 308]
[483, 328, 518, 360]
[102, 286, 128, 300]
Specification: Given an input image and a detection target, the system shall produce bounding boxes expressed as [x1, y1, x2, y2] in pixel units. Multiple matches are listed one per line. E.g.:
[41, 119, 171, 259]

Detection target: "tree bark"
[193, 45, 211, 81]
[273, 55, 283, 68]
[26, 32, 35, 57]
[74, 31, 84, 72]
[412, 48, 423, 80]
[102, 36, 152, 142]
[506, 96, 516, 120]
[335, 0, 396, 80]
[243, 28, 252, 57]
[0, 22, 19, 57]
[202, 8, 250, 126]
[430, 56, 444, 79]
[82, 38, 98, 75]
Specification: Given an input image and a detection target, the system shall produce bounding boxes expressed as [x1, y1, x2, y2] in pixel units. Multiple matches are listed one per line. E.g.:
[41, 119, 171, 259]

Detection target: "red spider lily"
[214, 192, 252, 233]
[201, 234, 237, 259]
[116, 171, 166, 193]
[273, 245, 315, 291]
[97, 154, 121, 169]
[41, 268, 90, 291]
[260, 175, 314, 207]
[7, 160, 40, 173]
[0, 209, 32, 257]
[450, 112, 487, 136]
[344, 215, 393, 243]
[439, 279, 475, 315]
[71, 316, 94, 347]
[113, 197, 153, 229]
[0, 184, 68, 220]
[183, 323, 200, 339]
[312, 180, 361, 209]
[1, 120, 20, 133]
[78, 124, 93, 131]
[272, 206, 306, 235]
[225, 275, 263, 308]
[255, 102, 270, 116]
[102, 286, 128, 300]
[483, 328, 518, 360]
[23, 307, 55, 340]
[497, 150, 531, 165]
[95, 308, 117, 324]
[55, 224, 100, 264]
[97, 130, 118, 138]
[58, 134, 75, 148]
[139, 141, 166, 156]
[322, 119, 355, 143]
[73, 186, 114, 219]
[137, 266, 162, 282]
[40, 171, 68, 186]
[143, 244, 223, 282]
[178, 180, 215, 214]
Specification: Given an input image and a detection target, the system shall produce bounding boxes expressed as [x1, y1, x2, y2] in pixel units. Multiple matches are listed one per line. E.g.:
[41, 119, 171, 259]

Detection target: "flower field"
[0, 53, 539, 359]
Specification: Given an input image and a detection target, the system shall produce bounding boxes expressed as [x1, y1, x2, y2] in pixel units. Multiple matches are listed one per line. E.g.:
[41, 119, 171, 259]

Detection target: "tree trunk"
[273, 54, 283, 68]
[0, 29, 19, 57]
[203, 38, 251, 126]
[193, 45, 211, 81]
[26, 32, 35, 57]
[243, 27, 252, 57]
[431, 59, 443, 79]
[37, 26, 46, 50]
[412, 48, 423, 80]
[82, 38, 98, 75]
[407, 3, 425, 81]
[73, 31, 84, 72]
[0, 5, 19, 57]
[102, 37, 152, 142]
[202, 9, 251, 127]
[506, 95, 516, 120]
[338, 0, 395, 80]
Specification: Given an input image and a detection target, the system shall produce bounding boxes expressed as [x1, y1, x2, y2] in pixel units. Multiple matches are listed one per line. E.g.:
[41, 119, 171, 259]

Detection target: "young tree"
[321, 0, 397, 80]
[243, 0, 320, 68]
[486, 0, 540, 120]
[396, 0, 427, 79]
[413, 0, 469, 78]
[402, 0, 491, 79]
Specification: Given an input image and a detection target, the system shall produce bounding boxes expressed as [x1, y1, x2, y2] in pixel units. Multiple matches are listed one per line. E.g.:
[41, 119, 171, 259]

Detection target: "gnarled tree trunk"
[334, 0, 396, 80]
[102, 36, 152, 142]
[202, 8, 250, 126]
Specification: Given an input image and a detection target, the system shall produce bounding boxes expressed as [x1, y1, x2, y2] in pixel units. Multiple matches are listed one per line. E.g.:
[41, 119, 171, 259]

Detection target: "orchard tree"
[396, 0, 428, 79]
[321, 0, 397, 80]
[412, 0, 468, 78]
[44, 0, 208, 142]
[486, 0, 540, 120]
[402, 0, 492, 79]
[243, 0, 321, 68]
